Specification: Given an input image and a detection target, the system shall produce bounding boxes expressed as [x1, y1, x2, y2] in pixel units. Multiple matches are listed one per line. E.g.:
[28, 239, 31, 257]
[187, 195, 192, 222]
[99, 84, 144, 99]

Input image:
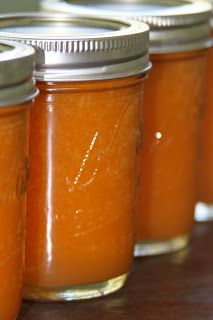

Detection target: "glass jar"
[53, 0, 212, 255]
[0, 41, 37, 320]
[137, 50, 207, 253]
[195, 21, 213, 221]
[0, 14, 151, 301]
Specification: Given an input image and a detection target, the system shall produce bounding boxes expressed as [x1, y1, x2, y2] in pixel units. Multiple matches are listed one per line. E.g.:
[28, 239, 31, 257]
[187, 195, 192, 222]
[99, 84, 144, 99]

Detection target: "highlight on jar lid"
[0, 13, 150, 81]
[41, 0, 212, 53]
[0, 40, 38, 107]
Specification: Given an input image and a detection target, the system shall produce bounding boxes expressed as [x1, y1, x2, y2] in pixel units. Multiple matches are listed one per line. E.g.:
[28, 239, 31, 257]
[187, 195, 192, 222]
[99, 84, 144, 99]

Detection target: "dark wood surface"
[18, 222, 213, 320]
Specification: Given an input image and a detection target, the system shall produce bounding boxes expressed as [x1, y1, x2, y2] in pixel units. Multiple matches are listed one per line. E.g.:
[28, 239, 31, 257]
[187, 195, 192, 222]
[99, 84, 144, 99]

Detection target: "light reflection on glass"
[46, 95, 54, 264]
[155, 131, 162, 140]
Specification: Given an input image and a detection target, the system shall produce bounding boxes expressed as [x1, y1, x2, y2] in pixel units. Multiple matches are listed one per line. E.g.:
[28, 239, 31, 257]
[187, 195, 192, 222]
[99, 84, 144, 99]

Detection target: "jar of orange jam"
[196, 10, 213, 222]
[0, 14, 151, 300]
[0, 40, 37, 320]
[51, 0, 213, 255]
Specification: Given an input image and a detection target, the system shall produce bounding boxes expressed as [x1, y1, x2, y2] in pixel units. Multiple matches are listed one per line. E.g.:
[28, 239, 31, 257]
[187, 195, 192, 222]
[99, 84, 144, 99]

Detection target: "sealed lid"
[0, 13, 150, 81]
[41, 0, 212, 53]
[0, 40, 38, 107]
[210, 0, 213, 29]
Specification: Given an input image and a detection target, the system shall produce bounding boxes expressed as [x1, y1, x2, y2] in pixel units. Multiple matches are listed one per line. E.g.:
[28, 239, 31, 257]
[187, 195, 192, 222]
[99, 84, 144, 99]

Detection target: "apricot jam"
[137, 51, 207, 248]
[57, 0, 212, 255]
[196, 32, 213, 221]
[0, 14, 150, 300]
[26, 77, 144, 294]
[0, 41, 37, 319]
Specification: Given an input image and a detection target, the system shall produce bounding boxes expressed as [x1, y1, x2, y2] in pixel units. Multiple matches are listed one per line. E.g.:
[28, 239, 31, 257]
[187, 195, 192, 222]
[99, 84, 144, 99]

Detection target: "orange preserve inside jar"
[196, 26, 213, 221]
[60, 0, 212, 256]
[137, 50, 207, 247]
[0, 14, 151, 301]
[0, 41, 37, 320]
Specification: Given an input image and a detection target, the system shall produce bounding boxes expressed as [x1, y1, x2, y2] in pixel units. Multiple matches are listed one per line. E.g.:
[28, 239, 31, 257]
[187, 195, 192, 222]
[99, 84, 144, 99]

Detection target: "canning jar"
[196, 11, 213, 222]
[0, 14, 151, 300]
[0, 40, 37, 320]
[52, 0, 212, 255]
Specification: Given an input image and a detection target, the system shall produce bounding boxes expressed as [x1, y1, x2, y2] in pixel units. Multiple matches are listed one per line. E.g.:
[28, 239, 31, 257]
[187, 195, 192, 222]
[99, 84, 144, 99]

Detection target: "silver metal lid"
[0, 13, 150, 82]
[210, 0, 213, 30]
[41, 0, 212, 53]
[0, 40, 38, 107]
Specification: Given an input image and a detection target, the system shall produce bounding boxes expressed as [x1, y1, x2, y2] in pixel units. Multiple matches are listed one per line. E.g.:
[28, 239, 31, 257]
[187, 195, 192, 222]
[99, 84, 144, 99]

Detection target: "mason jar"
[48, 0, 213, 255]
[0, 40, 37, 320]
[196, 5, 213, 222]
[0, 14, 151, 301]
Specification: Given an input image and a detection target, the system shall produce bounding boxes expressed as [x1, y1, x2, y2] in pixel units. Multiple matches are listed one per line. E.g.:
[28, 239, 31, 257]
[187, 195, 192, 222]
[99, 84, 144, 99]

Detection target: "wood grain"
[18, 222, 213, 320]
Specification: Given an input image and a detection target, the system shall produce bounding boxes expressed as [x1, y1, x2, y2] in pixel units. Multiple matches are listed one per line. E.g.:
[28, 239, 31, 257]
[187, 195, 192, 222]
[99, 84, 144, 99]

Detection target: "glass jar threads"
[0, 14, 151, 300]
[0, 40, 37, 320]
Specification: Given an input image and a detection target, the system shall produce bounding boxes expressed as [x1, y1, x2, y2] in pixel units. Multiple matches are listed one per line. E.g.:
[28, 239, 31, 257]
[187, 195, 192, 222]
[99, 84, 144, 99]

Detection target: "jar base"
[195, 202, 213, 222]
[134, 234, 189, 257]
[23, 273, 128, 302]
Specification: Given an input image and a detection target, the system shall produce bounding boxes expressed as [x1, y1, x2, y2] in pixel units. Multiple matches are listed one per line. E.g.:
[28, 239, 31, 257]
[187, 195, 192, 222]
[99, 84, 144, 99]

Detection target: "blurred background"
[0, 0, 39, 12]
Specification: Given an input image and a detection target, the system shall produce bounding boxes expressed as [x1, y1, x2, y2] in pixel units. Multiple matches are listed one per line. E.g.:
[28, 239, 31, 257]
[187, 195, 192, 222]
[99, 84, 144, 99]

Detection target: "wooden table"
[18, 222, 213, 320]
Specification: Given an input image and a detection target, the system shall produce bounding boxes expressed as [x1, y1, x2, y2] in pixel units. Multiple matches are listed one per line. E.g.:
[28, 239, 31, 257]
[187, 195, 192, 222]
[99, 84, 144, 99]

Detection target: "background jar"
[0, 40, 37, 320]
[0, 14, 151, 301]
[196, 6, 213, 222]
[49, 0, 212, 256]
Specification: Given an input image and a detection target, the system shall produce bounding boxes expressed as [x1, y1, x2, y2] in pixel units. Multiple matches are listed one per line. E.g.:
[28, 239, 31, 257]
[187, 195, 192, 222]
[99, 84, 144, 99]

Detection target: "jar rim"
[40, 0, 212, 53]
[0, 40, 35, 87]
[41, 0, 212, 26]
[0, 40, 38, 106]
[0, 13, 151, 81]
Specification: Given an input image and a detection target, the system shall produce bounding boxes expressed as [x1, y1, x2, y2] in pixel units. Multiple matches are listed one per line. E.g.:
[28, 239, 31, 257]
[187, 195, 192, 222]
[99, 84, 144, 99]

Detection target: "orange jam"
[0, 40, 36, 319]
[197, 45, 213, 205]
[24, 77, 144, 298]
[38, 0, 212, 255]
[136, 51, 207, 246]
[0, 14, 150, 300]
[0, 104, 30, 320]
